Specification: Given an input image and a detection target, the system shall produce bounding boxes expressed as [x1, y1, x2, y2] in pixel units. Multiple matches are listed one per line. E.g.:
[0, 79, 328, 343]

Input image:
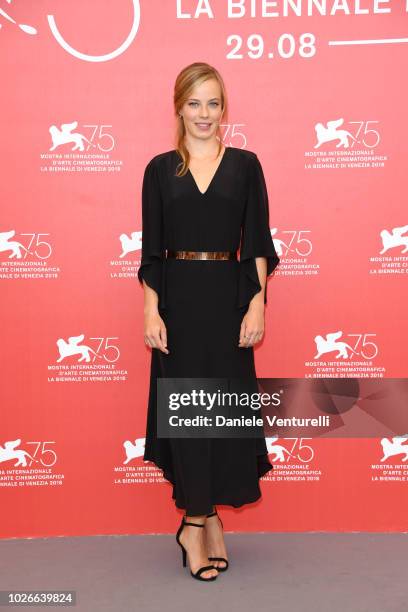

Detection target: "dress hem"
[143, 452, 273, 515]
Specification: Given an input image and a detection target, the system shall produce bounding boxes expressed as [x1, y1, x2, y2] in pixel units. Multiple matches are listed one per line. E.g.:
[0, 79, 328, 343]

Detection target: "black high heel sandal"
[176, 516, 219, 581]
[206, 508, 229, 572]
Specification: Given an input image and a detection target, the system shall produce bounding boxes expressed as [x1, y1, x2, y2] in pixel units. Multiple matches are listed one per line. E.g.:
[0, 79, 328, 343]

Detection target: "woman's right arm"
[142, 280, 169, 353]
[138, 158, 169, 354]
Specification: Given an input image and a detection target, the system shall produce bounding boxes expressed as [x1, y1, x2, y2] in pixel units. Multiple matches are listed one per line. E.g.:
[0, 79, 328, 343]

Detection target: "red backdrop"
[1, 0, 407, 537]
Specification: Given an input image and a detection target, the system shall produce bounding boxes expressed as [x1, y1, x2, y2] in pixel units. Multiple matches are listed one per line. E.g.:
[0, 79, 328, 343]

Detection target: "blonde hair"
[173, 62, 228, 177]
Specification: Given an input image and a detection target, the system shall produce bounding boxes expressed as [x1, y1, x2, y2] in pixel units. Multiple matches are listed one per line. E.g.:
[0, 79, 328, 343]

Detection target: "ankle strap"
[183, 518, 205, 528]
[206, 511, 217, 518]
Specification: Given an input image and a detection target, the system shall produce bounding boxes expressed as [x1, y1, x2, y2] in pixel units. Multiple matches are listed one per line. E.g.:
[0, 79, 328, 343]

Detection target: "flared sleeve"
[137, 158, 167, 310]
[237, 153, 280, 309]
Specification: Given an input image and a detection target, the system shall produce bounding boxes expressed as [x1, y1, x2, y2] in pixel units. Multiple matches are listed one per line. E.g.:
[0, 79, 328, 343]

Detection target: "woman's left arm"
[238, 256, 267, 348]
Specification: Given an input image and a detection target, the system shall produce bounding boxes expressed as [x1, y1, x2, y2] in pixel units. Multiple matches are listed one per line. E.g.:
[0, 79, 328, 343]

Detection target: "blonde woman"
[138, 62, 280, 581]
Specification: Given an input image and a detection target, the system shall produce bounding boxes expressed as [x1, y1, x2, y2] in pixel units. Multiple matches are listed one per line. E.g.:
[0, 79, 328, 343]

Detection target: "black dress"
[138, 145, 280, 516]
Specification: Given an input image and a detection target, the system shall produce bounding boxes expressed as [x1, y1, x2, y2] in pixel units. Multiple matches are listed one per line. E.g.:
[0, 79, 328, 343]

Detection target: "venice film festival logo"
[118, 232, 142, 258]
[0, 230, 52, 259]
[54, 335, 119, 363]
[379, 224, 408, 255]
[313, 331, 378, 360]
[0, 439, 58, 468]
[49, 334, 127, 383]
[109, 231, 142, 278]
[0, 0, 141, 62]
[313, 118, 380, 149]
[47, 121, 116, 154]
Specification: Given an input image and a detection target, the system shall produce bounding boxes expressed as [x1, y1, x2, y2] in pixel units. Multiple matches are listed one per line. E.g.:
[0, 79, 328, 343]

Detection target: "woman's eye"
[188, 102, 219, 107]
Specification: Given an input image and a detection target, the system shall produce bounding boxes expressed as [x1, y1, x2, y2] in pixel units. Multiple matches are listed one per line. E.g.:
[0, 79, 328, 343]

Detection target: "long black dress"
[138, 145, 280, 516]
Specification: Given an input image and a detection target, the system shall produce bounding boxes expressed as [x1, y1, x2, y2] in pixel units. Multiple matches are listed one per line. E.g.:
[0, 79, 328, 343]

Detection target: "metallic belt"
[166, 250, 237, 261]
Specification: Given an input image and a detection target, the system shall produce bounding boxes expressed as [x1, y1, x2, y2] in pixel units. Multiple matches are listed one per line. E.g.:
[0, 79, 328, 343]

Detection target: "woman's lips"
[196, 123, 211, 130]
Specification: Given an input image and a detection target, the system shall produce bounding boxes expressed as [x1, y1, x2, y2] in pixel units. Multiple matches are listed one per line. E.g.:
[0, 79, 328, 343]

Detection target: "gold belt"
[166, 250, 237, 261]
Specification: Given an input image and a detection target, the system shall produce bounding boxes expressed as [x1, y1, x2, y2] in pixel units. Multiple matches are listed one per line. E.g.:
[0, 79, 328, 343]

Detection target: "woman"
[138, 62, 280, 581]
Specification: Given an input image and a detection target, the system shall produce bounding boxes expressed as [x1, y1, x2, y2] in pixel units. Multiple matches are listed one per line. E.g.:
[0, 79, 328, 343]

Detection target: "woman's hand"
[238, 301, 265, 348]
[144, 309, 169, 354]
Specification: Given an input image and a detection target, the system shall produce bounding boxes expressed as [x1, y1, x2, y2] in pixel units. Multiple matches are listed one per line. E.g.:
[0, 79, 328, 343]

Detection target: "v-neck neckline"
[187, 145, 230, 196]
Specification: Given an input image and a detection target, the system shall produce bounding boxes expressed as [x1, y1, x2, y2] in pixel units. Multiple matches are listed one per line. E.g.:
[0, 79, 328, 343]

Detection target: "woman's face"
[180, 78, 223, 143]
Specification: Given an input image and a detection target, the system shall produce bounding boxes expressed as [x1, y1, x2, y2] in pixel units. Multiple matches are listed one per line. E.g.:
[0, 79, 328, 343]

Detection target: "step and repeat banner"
[1, 1, 407, 538]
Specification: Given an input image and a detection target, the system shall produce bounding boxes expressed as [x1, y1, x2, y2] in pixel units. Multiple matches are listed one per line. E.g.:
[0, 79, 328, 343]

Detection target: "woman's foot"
[204, 510, 228, 570]
[178, 515, 219, 580]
